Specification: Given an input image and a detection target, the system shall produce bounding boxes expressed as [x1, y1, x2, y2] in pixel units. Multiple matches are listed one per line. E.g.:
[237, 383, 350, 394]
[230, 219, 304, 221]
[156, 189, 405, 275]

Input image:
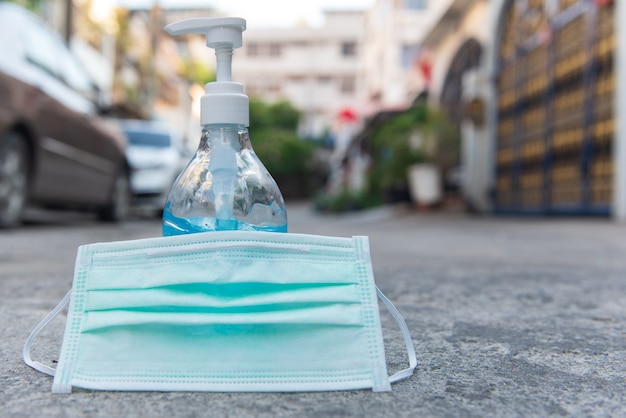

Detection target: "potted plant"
[367, 103, 459, 207]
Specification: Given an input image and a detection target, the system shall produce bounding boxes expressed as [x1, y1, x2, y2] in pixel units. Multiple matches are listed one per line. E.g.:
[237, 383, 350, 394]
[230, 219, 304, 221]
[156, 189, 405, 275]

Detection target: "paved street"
[1, 203, 625, 417]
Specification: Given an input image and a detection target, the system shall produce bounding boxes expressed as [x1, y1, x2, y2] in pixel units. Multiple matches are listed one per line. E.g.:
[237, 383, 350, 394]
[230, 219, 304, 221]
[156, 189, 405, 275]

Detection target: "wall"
[232, 11, 365, 138]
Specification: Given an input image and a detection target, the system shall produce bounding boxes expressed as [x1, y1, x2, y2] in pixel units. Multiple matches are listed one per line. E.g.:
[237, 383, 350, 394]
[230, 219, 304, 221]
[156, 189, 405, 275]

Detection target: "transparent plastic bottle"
[162, 124, 287, 235]
[162, 17, 287, 236]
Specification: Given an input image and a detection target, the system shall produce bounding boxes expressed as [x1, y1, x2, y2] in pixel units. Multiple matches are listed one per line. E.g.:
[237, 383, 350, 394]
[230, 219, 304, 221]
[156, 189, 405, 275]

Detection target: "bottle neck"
[200, 124, 251, 151]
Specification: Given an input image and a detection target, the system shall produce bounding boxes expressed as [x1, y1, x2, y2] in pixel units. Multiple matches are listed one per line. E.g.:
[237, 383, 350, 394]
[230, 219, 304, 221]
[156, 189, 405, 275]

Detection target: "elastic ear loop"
[376, 287, 418, 384]
[23, 289, 72, 377]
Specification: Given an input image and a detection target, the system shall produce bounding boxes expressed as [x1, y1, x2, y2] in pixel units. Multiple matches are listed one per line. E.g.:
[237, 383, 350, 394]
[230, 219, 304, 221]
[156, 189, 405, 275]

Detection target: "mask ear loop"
[376, 287, 418, 384]
[23, 290, 72, 377]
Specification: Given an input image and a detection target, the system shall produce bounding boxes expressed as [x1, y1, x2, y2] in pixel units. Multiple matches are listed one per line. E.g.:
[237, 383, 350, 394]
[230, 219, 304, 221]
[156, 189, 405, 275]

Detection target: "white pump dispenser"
[162, 17, 287, 235]
[165, 18, 248, 126]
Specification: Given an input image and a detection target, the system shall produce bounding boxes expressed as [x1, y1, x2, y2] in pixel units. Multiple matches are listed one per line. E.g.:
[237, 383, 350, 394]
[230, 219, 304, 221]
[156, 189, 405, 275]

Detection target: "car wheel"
[0, 132, 30, 228]
[98, 169, 131, 222]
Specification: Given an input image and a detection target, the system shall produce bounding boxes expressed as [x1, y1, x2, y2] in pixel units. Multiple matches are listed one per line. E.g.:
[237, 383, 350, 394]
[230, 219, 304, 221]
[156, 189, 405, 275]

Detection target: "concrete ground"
[1, 203, 625, 417]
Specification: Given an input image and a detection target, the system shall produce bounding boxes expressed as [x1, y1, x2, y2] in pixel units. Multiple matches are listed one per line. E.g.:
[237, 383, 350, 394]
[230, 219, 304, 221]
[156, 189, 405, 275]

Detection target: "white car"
[120, 120, 186, 214]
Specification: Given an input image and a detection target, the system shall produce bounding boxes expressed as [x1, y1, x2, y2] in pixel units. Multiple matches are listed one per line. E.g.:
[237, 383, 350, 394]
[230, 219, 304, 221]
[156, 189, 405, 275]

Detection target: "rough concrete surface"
[1, 203, 625, 417]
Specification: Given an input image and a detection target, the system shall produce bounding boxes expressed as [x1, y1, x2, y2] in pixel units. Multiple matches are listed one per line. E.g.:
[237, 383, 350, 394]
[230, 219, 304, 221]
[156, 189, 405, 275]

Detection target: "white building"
[362, 0, 452, 113]
[232, 2, 460, 141]
[233, 10, 366, 139]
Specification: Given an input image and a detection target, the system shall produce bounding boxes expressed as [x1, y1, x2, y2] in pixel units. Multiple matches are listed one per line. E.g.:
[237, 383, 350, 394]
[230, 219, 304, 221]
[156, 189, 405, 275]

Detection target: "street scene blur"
[0, 0, 624, 222]
[1, 0, 625, 416]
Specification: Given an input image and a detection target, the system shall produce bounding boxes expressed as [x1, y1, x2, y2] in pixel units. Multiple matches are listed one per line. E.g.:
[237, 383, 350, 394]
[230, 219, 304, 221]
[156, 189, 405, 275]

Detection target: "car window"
[22, 16, 95, 99]
[59, 47, 95, 96]
[125, 130, 172, 148]
[22, 19, 63, 80]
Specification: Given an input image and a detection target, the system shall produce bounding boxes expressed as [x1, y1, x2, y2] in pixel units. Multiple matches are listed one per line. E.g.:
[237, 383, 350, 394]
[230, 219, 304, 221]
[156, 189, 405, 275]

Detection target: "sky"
[116, 0, 376, 28]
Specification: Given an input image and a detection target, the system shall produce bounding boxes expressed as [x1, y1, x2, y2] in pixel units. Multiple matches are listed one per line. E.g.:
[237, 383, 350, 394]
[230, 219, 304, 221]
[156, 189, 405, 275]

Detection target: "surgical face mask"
[24, 231, 416, 393]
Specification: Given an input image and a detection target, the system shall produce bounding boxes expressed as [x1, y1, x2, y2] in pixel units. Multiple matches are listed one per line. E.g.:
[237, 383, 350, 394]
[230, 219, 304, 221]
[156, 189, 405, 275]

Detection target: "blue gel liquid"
[162, 207, 287, 236]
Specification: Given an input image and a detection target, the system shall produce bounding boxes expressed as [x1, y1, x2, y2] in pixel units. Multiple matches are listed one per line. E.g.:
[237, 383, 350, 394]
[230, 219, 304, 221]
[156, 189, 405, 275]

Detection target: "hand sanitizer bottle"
[162, 17, 287, 236]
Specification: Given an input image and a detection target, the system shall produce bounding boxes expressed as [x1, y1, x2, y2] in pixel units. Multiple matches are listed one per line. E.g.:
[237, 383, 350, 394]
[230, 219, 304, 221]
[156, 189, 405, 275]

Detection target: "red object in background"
[338, 107, 357, 122]
[417, 50, 433, 86]
[418, 60, 432, 84]
[595, 0, 613, 6]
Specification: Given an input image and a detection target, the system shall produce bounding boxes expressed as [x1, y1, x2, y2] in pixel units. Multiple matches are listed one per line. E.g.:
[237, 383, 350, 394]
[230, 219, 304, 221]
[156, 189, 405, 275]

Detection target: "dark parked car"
[0, 3, 130, 227]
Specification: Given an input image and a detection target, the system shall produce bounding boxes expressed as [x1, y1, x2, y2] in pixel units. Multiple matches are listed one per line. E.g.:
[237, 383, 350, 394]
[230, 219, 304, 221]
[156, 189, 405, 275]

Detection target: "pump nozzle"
[165, 17, 249, 126]
[165, 17, 245, 46]
[165, 18, 246, 82]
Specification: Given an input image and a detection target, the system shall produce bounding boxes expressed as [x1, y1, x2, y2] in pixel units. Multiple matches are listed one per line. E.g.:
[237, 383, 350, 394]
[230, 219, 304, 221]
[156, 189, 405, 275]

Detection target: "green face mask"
[24, 231, 416, 393]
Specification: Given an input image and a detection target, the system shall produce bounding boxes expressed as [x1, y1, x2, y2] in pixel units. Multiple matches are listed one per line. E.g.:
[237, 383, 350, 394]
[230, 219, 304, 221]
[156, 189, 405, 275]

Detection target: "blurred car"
[120, 119, 186, 214]
[0, 3, 130, 228]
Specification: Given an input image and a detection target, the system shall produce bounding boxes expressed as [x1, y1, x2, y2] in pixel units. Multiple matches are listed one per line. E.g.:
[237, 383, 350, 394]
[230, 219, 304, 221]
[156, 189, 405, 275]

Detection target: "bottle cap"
[165, 18, 249, 126]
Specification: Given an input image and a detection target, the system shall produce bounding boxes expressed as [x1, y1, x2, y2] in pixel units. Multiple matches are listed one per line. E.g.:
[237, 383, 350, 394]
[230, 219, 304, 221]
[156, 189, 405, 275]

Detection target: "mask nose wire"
[23, 290, 73, 376]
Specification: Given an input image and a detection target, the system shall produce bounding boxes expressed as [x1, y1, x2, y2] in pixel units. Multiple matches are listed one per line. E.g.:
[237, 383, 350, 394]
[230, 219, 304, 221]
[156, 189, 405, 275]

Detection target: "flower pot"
[407, 163, 442, 206]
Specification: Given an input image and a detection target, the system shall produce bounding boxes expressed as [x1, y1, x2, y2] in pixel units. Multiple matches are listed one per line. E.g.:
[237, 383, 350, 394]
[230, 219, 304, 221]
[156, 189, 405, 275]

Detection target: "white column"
[483, 0, 505, 213]
[461, 70, 491, 212]
[616, 0, 626, 221]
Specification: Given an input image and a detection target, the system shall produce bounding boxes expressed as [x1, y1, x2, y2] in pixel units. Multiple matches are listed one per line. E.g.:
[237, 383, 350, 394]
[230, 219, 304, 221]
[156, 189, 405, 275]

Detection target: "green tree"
[247, 99, 317, 198]
[248, 99, 300, 131]
[180, 58, 215, 86]
[269, 100, 300, 130]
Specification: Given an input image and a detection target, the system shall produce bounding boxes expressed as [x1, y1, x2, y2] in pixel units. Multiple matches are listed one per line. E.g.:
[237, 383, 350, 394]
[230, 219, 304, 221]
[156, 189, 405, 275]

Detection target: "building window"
[269, 43, 282, 57]
[289, 76, 305, 83]
[268, 81, 281, 94]
[246, 82, 260, 97]
[405, 0, 427, 10]
[341, 42, 357, 57]
[247, 43, 259, 57]
[340, 77, 356, 94]
[246, 43, 281, 58]
[401, 44, 421, 69]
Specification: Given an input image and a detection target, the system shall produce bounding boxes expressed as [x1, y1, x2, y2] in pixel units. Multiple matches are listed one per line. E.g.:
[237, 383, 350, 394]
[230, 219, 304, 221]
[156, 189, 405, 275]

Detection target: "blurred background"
[0, 0, 623, 226]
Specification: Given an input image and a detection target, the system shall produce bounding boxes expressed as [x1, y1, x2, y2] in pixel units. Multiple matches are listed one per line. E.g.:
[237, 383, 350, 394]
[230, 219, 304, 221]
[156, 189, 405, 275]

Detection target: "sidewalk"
[1, 203, 625, 417]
